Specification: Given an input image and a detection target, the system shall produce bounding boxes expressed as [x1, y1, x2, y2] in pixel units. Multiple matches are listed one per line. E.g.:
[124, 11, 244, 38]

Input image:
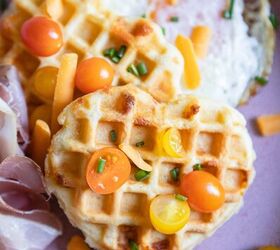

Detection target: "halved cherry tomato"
[75, 57, 114, 94]
[86, 147, 131, 194]
[21, 16, 63, 57]
[150, 194, 190, 234]
[180, 171, 225, 213]
[33, 66, 58, 100]
[162, 128, 184, 157]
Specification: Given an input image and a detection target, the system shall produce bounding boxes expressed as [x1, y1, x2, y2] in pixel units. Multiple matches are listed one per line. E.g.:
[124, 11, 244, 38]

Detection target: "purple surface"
[48, 2, 280, 250]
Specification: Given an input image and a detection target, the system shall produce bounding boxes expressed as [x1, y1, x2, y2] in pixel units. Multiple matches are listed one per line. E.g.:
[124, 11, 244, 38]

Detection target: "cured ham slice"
[0, 98, 22, 162]
[0, 156, 62, 250]
[0, 65, 29, 150]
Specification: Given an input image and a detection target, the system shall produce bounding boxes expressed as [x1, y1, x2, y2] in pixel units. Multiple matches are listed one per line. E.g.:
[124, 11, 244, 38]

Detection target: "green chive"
[223, 0, 235, 20]
[170, 16, 179, 22]
[141, 14, 146, 18]
[161, 27, 166, 36]
[117, 45, 127, 59]
[175, 194, 187, 201]
[137, 62, 148, 76]
[110, 130, 117, 142]
[111, 56, 120, 64]
[97, 158, 106, 173]
[269, 13, 279, 30]
[193, 163, 202, 171]
[127, 64, 139, 77]
[136, 141, 145, 147]
[103, 48, 116, 58]
[170, 167, 179, 182]
[129, 240, 139, 250]
[255, 76, 268, 86]
[134, 170, 150, 181]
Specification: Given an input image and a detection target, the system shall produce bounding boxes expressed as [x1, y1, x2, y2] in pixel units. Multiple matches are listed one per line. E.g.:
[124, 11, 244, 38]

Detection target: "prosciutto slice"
[0, 65, 29, 150]
[0, 156, 62, 250]
[0, 98, 22, 162]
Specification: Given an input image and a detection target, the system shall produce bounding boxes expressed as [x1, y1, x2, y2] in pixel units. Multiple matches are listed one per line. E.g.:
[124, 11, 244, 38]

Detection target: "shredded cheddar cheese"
[51, 53, 78, 134]
[119, 144, 153, 172]
[166, 0, 178, 5]
[190, 25, 212, 59]
[175, 34, 201, 90]
[256, 114, 280, 136]
[31, 120, 51, 168]
[67, 235, 90, 250]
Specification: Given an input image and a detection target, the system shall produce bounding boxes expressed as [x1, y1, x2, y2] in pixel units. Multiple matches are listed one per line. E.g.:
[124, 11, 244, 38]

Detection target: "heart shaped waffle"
[45, 84, 255, 249]
[0, 0, 183, 103]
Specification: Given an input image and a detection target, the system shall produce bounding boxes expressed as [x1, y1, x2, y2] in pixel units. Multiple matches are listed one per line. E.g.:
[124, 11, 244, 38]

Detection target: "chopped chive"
[193, 163, 202, 171]
[97, 158, 106, 173]
[170, 167, 179, 182]
[170, 16, 179, 22]
[137, 62, 148, 76]
[103, 48, 116, 58]
[161, 27, 166, 36]
[110, 130, 117, 142]
[111, 56, 120, 64]
[127, 64, 139, 77]
[117, 45, 127, 59]
[223, 0, 235, 20]
[136, 141, 145, 147]
[141, 13, 146, 18]
[269, 13, 279, 30]
[134, 170, 150, 181]
[255, 76, 268, 86]
[129, 240, 139, 250]
[175, 194, 187, 201]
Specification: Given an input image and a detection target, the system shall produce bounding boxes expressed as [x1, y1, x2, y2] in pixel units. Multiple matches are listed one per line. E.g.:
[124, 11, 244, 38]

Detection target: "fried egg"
[101, 0, 262, 106]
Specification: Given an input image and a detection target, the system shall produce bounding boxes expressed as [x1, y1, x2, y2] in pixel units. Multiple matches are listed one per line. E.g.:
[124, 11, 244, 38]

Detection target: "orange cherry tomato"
[21, 16, 63, 57]
[180, 171, 225, 213]
[86, 147, 131, 194]
[75, 57, 114, 94]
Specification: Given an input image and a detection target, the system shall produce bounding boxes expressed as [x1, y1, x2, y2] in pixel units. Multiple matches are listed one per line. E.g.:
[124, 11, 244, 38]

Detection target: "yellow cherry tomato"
[30, 105, 52, 130]
[162, 128, 184, 157]
[33, 66, 58, 100]
[149, 194, 190, 234]
[259, 247, 280, 250]
[154, 130, 166, 156]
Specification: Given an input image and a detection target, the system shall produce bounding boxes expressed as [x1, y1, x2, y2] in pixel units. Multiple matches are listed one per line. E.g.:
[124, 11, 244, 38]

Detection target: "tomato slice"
[20, 16, 63, 57]
[86, 148, 131, 194]
[150, 194, 190, 234]
[162, 128, 184, 157]
[180, 171, 225, 213]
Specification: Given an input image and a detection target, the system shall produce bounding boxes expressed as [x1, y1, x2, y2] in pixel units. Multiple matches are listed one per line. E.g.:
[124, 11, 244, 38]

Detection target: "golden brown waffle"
[45, 84, 255, 250]
[0, 0, 183, 103]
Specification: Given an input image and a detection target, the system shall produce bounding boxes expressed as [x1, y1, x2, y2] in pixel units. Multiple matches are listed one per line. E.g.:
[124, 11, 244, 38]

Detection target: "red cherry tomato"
[180, 171, 225, 213]
[21, 16, 63, 57]
[86, 148, 131, 194]
[75, 57, 114, 94]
